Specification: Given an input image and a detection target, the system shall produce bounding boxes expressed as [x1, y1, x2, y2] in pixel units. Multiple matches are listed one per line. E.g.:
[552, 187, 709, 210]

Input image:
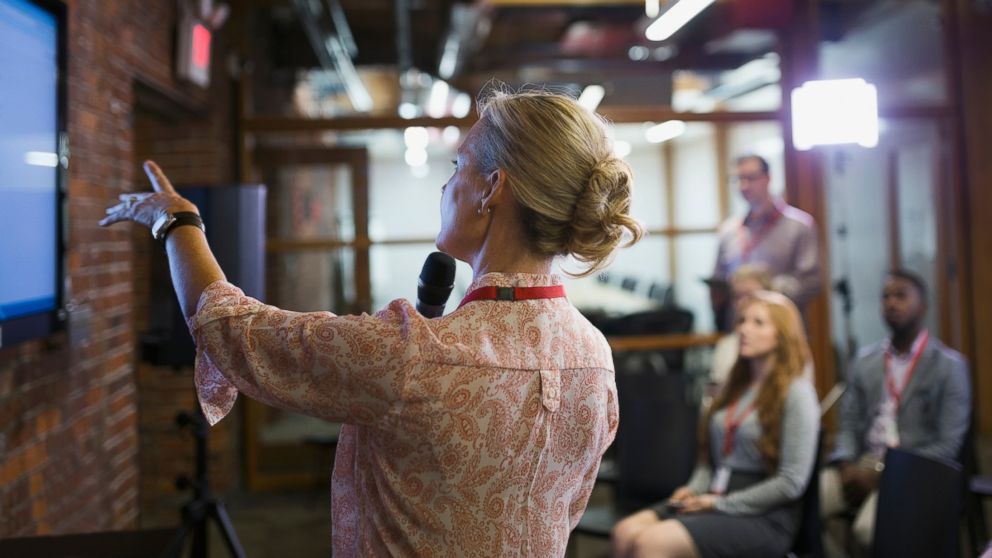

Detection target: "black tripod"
[165, 406, 246, 558]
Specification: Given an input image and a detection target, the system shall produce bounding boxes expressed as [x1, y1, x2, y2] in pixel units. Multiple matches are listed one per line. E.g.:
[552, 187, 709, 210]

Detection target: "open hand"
[99, 160, 198, 229]
[668, 486, 696, 503]
[678, 494, 717, 514]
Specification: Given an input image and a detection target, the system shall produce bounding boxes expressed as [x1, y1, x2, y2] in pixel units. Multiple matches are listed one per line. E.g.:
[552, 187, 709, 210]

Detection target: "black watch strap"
[160, 211, 205, 244]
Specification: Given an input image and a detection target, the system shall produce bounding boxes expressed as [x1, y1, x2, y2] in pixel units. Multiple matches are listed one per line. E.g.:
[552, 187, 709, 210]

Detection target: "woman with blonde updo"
[101, 87, 643, 556]
[612, 291, 819, 558]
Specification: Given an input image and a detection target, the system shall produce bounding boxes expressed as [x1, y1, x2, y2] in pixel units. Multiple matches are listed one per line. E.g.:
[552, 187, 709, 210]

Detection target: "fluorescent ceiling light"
[438, 37, 459, 79]
[645, 0, 716, 42]
[577, 85, 606, 111]
[792, 78, 878, 150]
[644, 120, 686, 143]
[645, 0, 660, 18]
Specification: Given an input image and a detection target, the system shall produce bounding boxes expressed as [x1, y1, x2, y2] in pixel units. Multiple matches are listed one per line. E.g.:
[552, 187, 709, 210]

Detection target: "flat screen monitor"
[0, 0, 66, 348]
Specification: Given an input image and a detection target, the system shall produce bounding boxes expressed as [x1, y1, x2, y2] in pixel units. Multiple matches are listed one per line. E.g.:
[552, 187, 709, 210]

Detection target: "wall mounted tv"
[0, 0, 67, 348]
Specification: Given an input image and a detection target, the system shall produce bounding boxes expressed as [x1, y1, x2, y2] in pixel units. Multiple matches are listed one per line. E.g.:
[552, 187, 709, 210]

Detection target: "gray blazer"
[831, 336, 971, 464]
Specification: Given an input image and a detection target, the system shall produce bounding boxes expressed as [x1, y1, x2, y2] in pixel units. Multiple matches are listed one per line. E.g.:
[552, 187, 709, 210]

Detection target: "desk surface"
[566, 280, 659, 316]
[606, 332, 721, 352]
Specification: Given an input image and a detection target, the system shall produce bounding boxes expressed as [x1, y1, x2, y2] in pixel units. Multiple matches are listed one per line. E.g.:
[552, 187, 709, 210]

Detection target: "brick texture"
[0, 0, 239, 537]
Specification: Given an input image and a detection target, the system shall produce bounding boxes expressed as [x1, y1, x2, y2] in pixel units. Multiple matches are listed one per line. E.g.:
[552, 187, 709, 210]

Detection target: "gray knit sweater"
[685, 379, 820, 515]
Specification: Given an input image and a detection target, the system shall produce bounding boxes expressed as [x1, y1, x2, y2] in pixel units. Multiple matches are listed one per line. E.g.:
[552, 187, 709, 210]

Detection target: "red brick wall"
[131, 94, 241, 525]
[0, 0, 237, 537]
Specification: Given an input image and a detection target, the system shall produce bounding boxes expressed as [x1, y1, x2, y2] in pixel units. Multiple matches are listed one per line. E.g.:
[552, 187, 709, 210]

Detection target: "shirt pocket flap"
[540, 369, 561, 413]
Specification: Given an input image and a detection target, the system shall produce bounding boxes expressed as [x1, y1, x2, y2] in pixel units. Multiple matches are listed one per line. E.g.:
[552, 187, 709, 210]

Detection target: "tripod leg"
[164, 521, 193, 558]
[193, 514, 208, 558]
[210, 500, 248, 558]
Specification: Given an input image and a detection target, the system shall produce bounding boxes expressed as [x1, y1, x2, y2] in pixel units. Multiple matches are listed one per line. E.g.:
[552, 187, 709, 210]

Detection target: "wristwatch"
[151, 211, 205, 244]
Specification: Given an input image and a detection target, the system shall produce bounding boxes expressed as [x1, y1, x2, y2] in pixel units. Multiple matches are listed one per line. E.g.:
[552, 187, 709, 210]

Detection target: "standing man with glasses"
[712, 154, 821, 331]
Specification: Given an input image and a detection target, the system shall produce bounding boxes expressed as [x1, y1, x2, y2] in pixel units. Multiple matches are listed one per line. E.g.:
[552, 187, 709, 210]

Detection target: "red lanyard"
[884, 330, 929, 408]
[738, 206, 783, 261]
[457, 285, 566, 309]
[722, 396, 757, 457]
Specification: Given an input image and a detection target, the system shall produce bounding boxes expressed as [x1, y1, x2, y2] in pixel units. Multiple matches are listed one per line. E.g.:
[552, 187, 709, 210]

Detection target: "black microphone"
[417, 252, 456, 318]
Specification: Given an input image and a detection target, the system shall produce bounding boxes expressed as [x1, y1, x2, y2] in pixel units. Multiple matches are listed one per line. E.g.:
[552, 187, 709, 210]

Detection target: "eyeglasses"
[730, 173, 768, 185]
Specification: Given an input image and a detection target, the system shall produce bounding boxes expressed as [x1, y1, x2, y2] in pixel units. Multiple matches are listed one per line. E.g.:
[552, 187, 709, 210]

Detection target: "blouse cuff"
[187, 280, 260, 426]
[195, 350, 239, 426]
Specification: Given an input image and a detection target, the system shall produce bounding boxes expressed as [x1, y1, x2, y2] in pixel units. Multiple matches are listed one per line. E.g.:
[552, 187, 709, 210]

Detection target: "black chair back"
[597, 308, 694, 370]
[789, 430, 825, 558]
[873, 448, 962, 558]
[614, 371, 698, 512]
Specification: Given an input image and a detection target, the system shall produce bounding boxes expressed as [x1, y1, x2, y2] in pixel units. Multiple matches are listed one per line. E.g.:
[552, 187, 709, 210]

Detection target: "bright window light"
[411, 163, 431, 178]
[645, 0, 716, 42]
[451, 92, 472, 118]
[577, 85, 606, 111]
[427, 80, 450, 118]
[613, 140, 632, 158]
[399, 102, 419, 119]
[405, 148, 428, 167]
[404, 127, 429, 150]
[24, 152, 58, 167]
[792, 78, 878, 150]
[442, 126, 461, 146]
[755, 137, 784, 157]
[644, 120, 686, 143]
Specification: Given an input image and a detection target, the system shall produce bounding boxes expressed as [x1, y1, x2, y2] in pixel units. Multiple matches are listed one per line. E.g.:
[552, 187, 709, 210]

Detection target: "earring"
[477, 205, 492, 215]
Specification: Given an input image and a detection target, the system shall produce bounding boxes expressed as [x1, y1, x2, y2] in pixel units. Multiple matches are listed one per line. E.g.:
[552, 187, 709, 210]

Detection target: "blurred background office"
[0, 0, 990, 556]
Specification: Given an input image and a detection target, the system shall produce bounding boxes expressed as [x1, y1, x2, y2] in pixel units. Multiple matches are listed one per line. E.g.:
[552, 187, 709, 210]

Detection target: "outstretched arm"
[99, 160, 224, 318]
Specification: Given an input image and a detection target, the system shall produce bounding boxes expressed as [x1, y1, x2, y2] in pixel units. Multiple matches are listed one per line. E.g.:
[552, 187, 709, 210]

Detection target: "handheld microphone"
[417, 252, 456, 318]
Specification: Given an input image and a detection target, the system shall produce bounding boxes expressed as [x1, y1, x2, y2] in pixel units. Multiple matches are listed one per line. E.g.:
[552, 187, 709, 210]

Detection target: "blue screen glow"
[0, 0, 59, 321]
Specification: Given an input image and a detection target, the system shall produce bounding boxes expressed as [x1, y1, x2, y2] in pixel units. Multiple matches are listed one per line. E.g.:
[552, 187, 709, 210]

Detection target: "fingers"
[99, 212, 129, 227]
[105, 203, 127, 215]
[678, 495, 714, 514]
[143, 160, 176, 194]
[100, 199, 135, 227]
[670, 487, 694, 501]
[117, 192, 154, 203]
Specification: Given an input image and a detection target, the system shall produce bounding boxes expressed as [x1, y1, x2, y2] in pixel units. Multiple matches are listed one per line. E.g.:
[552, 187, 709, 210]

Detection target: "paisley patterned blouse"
[188, 272, 619, 557]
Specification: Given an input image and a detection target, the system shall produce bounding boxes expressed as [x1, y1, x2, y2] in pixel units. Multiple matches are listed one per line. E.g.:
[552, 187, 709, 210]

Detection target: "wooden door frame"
[241, 146, 370, 490]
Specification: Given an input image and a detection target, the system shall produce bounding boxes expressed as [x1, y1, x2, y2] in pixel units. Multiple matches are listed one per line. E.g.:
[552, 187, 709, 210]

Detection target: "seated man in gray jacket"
[821, 269, 971, 553]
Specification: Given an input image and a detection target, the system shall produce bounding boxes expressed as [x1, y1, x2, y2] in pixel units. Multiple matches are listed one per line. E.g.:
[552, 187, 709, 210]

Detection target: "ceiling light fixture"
[644, 120, 687, 143]
[645, 0, 660, 18]
[792, 78, 878, 150]
[451, 92, 472, 118]
[645, 0, 716, 42]
[404, 127, 429, 150]
[577, 85, 606, 111]
[292, 0, 372, 111]
[427, 80, 450, 118]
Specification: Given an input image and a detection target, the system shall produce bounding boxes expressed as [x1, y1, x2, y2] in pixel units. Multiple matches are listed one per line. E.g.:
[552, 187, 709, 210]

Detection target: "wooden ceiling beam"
[241, 108, 783, 133]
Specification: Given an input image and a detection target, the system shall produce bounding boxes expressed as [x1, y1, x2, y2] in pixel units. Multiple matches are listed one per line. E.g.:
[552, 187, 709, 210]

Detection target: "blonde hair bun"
[475, 86, 644, 277]
[567, 157, 643, 274]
